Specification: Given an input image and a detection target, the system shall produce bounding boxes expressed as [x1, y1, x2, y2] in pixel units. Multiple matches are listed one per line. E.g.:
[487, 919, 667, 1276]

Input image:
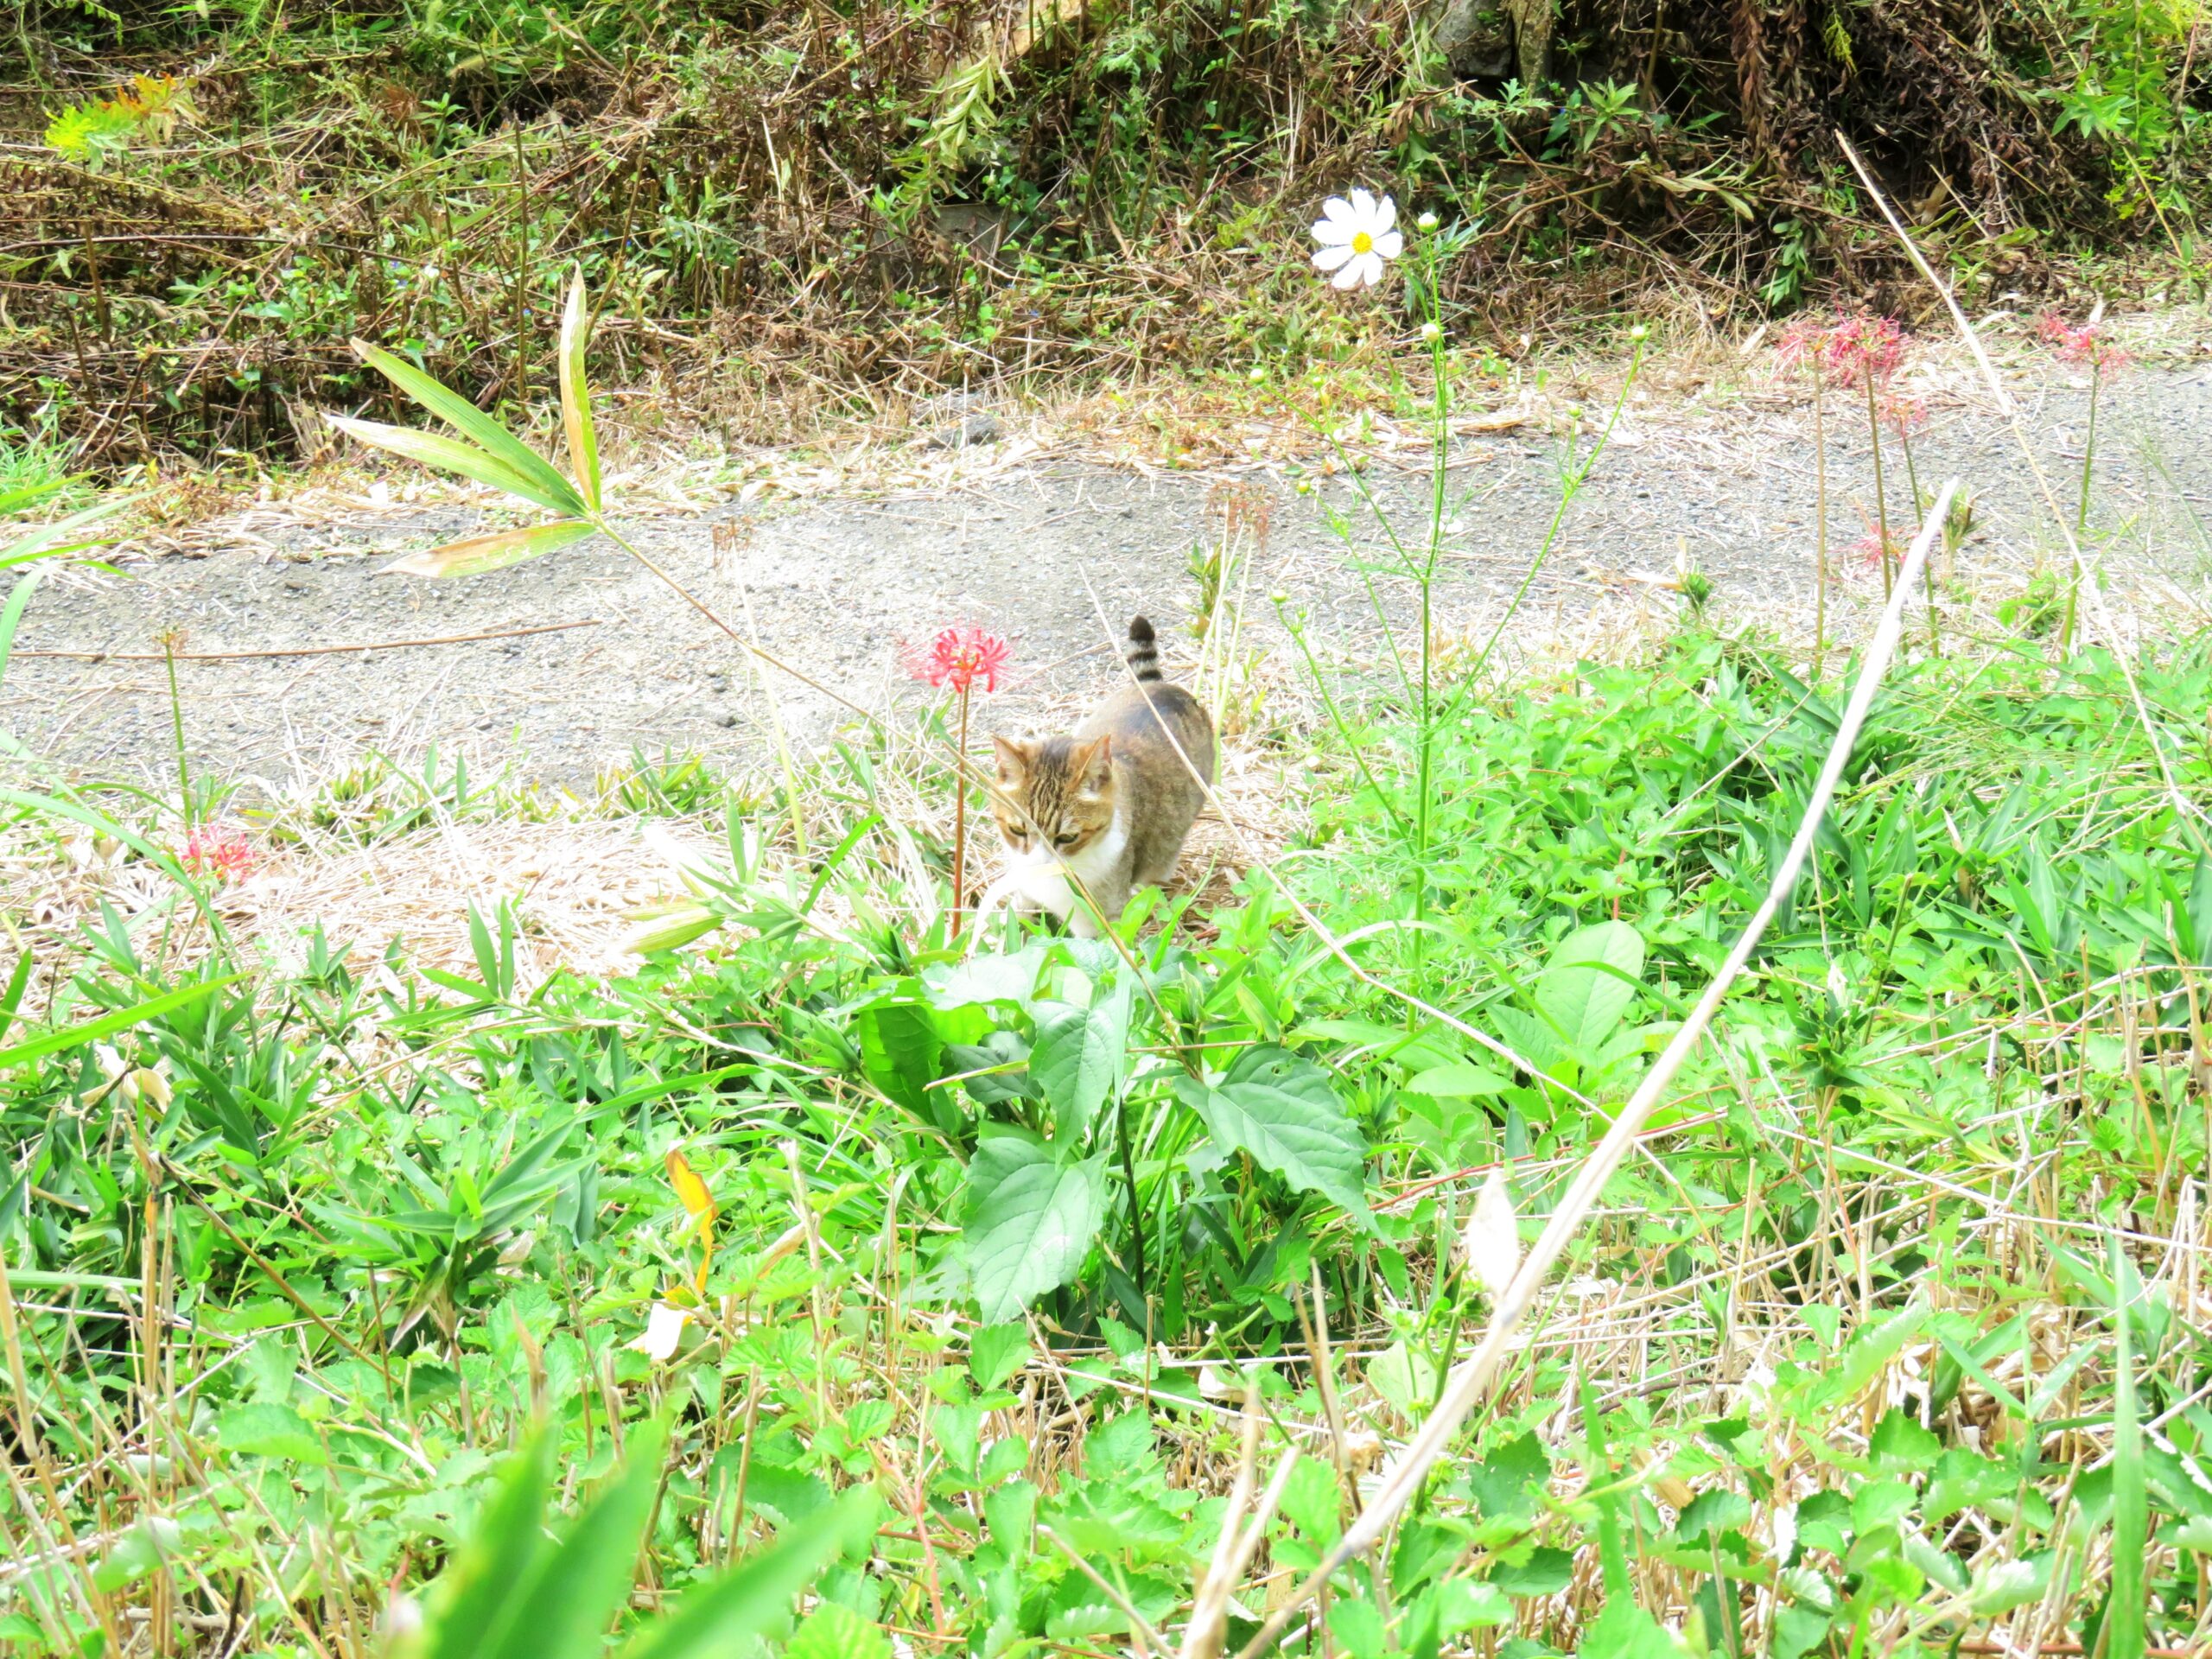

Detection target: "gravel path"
[8, 361, 2209, 798]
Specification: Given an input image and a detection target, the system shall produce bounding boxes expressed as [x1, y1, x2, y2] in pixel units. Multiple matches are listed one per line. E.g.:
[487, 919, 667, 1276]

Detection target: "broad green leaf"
[351, 340, 584, 512]
[857, 997, 957, 1137]
[1968, 1552, 2053, 1615]
[786, 1604, 891, 1659]
[482, 1416, 671, 1659]
[428, 1436, 555, 1659]
[1532, 920, 1645, 1055]
[969, 1321, 1033, 1389]
[1579, 1599, 1682, 1659]
[1485, 1545, 1573, 1597]
[1404, 1060, 1510, 1097]
[1367, 1339, 1437, 1420]
[0, 974, 242, 1068]
[385, 519, 599, 578]
[214, 1403, 327, 1464]
[1818, 1297, 1928, 1410]
[620, 1494, 876, 1659]
[1030, 982, 1128, 1147]
[557, 270, 601, 511]
[1175, 1046, 1373, 1228]
[325, 414, 584, 516]
[961, 1135, 1107, 1322]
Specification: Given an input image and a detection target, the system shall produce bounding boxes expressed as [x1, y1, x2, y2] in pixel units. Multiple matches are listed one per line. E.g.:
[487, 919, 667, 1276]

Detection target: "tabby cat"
[986, 616, 1216, 935]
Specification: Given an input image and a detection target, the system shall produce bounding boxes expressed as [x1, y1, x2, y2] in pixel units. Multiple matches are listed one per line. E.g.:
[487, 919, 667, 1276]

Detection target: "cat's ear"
[992, 735, 1035, 785]
[1073, 734, 1114, 797]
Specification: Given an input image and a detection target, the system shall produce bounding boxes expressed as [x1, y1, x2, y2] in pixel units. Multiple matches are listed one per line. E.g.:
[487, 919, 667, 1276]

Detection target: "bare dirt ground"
[10, 341, 2212, 802]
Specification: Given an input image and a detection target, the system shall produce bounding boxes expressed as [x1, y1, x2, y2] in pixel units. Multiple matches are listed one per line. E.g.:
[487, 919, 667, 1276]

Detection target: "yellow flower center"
[1351, 231, 1374, 254]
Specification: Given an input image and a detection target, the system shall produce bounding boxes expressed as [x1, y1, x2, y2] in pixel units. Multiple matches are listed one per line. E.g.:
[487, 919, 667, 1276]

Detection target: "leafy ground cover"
[3, 592, 2209, 1653]
[6, 0, 2207, 463]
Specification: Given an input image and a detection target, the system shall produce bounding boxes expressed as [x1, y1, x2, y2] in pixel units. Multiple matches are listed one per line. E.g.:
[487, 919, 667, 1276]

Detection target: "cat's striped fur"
[987, 616, 1215, 936]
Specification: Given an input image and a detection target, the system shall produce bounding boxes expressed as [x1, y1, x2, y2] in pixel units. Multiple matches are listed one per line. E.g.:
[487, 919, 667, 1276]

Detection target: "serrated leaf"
[1175, 1046, 1373, 1227]
[325, 413, 582, 515]
[214, 1402, 326, 1464]
[786, 1604, 891, 1659]
[557, 270, 601, 511]
[1404, 1061, 1510, 1097]
[384, 519, 599, 578]
[351, 340, 585, 512]
[1031, 982, 1128, 1147]
[961, 1135, 1107, 1322]
[1533, 920, 1645, 1055]
[969, 1321, 1032, 1389]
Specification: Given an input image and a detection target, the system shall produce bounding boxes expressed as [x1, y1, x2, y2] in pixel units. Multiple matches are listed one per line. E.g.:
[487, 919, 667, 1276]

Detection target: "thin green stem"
[1273, 601, 1407, 836]
[162, 636, 191, 830]
[1442, 334, 1648, 718]
[1863, 367, 1893, 599]
[1812, 375, 1828, 679]
[1898, 428, 1936, 653]
[2063, 365, 2101, 652]
[950, 689, 969, 938]
[1414, 246, 1451, 980]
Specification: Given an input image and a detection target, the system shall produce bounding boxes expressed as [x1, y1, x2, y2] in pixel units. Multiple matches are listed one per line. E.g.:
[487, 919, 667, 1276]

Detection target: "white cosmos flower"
[1311, 189, 1402, 290]
[626, 1301, 693, 1362]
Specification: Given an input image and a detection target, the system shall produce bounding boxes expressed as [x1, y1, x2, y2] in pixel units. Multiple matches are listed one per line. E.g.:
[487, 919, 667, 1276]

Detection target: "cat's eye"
[1054, 832, 1078, 849]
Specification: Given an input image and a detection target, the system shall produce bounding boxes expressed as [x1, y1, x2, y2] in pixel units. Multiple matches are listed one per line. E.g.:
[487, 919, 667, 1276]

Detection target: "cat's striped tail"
[1125, 615, 1164, 683]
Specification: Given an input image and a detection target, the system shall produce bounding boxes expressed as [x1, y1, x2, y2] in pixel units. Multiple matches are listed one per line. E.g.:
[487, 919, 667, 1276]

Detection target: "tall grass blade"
[2107, 1236, 2146, 1659]
[325, 415, 583, 515]
[350, 339, 586, 512]
[619, 1494, 874, 1659]
[558, 268, 601, 512]
[385, 519, 599, 578]
[0, 974, 244, 1068]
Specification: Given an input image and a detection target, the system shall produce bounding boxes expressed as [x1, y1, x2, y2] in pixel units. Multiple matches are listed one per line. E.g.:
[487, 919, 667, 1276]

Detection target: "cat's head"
[989, 734, 1115, 857]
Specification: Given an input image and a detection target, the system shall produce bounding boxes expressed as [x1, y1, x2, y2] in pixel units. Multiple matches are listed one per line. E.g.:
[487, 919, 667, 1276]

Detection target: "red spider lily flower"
[1839, 530, 1898, 573]
[180, 824, 254, 883]
[1877, 391, 1930, 437]
[1777, 309, 1909, 388]
[906, 625, 1012, 696]
[2038, 312, 2132, 372]
[1822, 311, 1908, 385]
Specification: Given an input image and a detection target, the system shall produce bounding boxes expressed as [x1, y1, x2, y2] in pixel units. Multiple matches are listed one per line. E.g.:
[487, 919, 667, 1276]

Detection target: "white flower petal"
[1374, 194, 1398, 235]
[1460, 1167, 1521, 1294]
[1312, 217, 1354, 246]
[1313, 243, 1356, 272]
[1373, 230, 1403, 261]
[1331, 255, 1370, 291]
[1350, 188, 1377, 223]
[626, 1301, 692, 1361]
[1320, 195, 1356, 226]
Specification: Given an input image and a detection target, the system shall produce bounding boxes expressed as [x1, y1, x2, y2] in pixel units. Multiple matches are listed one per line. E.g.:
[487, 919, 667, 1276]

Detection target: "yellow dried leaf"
[666, 1147, 717, 1222]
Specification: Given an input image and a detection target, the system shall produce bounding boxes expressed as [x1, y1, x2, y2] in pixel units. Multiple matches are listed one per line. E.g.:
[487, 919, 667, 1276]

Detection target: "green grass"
[2, 615, 2207, 1655]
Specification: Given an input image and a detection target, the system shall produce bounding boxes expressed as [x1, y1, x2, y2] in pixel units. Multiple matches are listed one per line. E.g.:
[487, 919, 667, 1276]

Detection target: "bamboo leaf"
[0, 975, 244, 1069]
[325, 415, 581, 514]
[558, 269, 601, 512]
[384, 519, 599, 578]
[350, 340, 587, 513]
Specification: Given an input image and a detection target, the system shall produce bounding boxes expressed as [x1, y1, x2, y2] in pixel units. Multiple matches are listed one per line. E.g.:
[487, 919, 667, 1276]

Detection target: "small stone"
[715, 713, 739, 728]
[925, 411, 1002, 450]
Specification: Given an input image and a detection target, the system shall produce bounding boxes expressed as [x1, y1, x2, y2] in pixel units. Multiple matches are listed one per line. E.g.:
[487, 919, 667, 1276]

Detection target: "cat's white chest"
[1005, 810, 1128, 919]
